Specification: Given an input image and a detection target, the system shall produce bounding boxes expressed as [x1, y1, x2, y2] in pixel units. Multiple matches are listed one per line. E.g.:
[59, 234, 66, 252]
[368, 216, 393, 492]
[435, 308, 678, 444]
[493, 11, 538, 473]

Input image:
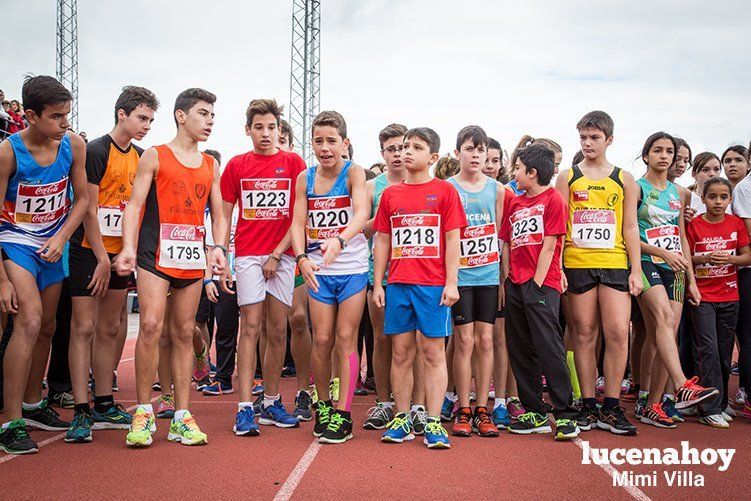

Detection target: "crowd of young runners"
[0, 75, 749, 454]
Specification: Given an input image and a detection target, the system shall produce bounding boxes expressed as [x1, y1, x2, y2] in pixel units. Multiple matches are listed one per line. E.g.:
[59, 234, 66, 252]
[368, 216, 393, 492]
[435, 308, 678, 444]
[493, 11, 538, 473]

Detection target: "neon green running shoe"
[167, 411, 207, 446]
[125, 408, 155, 447]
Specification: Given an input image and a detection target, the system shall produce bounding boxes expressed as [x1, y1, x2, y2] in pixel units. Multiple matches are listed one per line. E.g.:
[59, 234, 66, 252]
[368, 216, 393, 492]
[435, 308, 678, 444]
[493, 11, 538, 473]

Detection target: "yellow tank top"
[563, 165, 628, 269]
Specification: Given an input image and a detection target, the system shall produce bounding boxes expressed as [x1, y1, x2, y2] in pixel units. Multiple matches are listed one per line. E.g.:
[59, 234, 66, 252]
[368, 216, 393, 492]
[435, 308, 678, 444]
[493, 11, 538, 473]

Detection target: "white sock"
[445, 391, 456, 401]
[173, 409, 188, 421]
[137, 404, 154, 415]
[22, 399, 44, 411]
[494, 397, 506, 410]
[381, 401, 394, 409]
[264, 394, 280, 408]
[238, 401, 253, 411]
[410, 404, 424, 413]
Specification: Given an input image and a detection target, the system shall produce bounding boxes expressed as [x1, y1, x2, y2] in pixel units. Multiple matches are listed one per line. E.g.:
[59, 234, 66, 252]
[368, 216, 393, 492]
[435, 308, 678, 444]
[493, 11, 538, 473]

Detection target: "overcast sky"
[1, 0, 749, 184]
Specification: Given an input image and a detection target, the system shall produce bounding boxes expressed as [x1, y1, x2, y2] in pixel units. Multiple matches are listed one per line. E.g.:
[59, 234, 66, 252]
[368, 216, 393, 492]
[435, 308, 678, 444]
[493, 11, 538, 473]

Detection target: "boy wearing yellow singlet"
[555, 111, 642, 436]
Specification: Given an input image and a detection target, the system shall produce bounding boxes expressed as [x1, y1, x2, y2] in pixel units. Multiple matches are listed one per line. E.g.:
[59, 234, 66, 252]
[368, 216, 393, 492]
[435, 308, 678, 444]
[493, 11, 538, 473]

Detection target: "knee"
[289, 310, 308, 334]
[574, 324, 597, 347]
[454, 330, 474, 354]
[653, 305, 675, 329]
[240, 317, 261, 338]
[421, 344, 445, 367]
[391, 344, 413, 367]
[312, 333, 332, 352]
[140, 317, 163, 343]
[39, 318, 57, 339]
[171, 321, 194, 344]
[70, 316, 94, 337]
[476, 332, 494, 353]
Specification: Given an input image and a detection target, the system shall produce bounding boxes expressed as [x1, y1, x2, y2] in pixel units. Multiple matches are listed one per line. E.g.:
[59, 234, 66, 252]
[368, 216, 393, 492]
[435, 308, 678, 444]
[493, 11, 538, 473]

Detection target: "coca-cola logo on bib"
[401, 216, 425, 227]
[400, 246, 425, 256]
[657, 226, 676, 236]
[467, 254, 490, 266]
[34, 184, 60, 196]
[313, 198, 337, 210]
[579, 211, 609, 223]
[170, 226, 197, 240]
[708, 265, 731, 277]
[254, 180, 280, 190]
[463, 226, 487, 239]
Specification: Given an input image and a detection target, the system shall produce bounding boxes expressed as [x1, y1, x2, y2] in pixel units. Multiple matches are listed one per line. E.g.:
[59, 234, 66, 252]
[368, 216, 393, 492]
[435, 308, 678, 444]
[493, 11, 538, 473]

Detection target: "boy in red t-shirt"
[373, 127, 466, 449]
[687, 177, 751, 427]
[499, 143, 579, 440]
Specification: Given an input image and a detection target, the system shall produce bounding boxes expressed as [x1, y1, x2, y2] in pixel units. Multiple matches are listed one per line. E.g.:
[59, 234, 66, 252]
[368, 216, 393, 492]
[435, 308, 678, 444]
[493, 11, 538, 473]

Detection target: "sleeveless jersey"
[637, 178, 682, 270]
[137, 145, 214, 279]
[448, 176, 500, 286]
[0, 133, 72, 247]
[564, 165, 627, 269]
[368, 173, 390, 285]
[306, 161, 368, 275]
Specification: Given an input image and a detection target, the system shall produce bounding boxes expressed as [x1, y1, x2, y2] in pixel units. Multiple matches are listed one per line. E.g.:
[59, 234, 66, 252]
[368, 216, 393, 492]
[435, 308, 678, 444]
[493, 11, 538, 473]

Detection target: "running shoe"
[575, 406, 599, 431]
[126, 408, 155, 447]
[740, 401, 751, 420]
[202, 380, 233, 396]
[293, 391, 313, 421]
[722, 406, 735, 422]
[735, 387, 746, 406]
[253, 394, 263, 415]
[640, 402, 676, 429]
[634, 394, 648, 418]
[699, 413, 729, 429]
[508, 412, 551, 434]
[168, 412, 208, 445]
[452, 406, 472, 437]
[330, 378, 340, 402]
[209, 362, 217, 377]
[112, 371, 119, 392]
[319, 410, 353, 444]
[354, 378, 368, 396]
[731, 361, 739, 376]
[364, 402, 395, 430]
[251, 379, 265, 396]
[440, 396, 455, 422]
[259, 399, 299, 428]
[314, 400, 334, 437]
[620, 378, 632, 395]
[595, 376, 605, 395]
[65, 410, 93, 443]
[282, 364, 297, 378]
[0, 420, 38, 454]
[681, 407, 697, 416]
[362, 376, 376, 393]
[48, 391, 74, 409]
[92, 404, 132, 429]
[22, 400, 70, 431]
[156, 395, 175, 419]
[661, 396, 684, 423]
[193, 346, 210, 382]
[507, 397, 526, 420]
[469, 391, 477, 403]
[492, 404, 511, 429]
[310, 384, 320, 404]
[423, 419, 451, 449]
[152, 381, 161, 392]
[411, 405, 428, 435]
[195, 376, 211, 392]
[621, 381, 639, 403]
[234, 406, 260, 436]
[597, 406, 638, 435]
[674, 376, 718, 409]
[554, 418, 580, 441]
[381, 412, 414, 443]
[472, 406, 499, 437]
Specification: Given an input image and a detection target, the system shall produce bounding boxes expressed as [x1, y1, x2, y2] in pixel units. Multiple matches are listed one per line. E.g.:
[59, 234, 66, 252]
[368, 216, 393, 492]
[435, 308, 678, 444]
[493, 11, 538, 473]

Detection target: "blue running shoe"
[65, 411, 93, 443]
[252, 379, 265, 396]
[381, 412, 414, 443]
[259, 399, 299, 428]
[440, 397, 455, 422]
[234, 406, 260, 436]
[423, 419, 451, 449]
[492, 404, 511, 429]
[661, 396, 684, 423]
[202, 381, 233, 396]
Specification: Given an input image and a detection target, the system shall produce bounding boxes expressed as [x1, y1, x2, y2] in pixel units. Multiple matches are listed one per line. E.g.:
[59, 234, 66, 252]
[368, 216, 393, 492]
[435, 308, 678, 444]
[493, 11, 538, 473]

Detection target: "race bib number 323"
[391, 214, 440, 259]
[158, 224, 206, 270]
[510, 204, 545, 249]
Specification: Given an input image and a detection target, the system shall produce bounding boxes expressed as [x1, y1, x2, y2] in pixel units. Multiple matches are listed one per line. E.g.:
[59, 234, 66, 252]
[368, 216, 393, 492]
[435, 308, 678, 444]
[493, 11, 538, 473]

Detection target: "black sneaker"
[253, 394, 263, 416]
[507, 412, 551, 434]
[49, 391, 75, 409]
[597, 406, 637, 436]
[293, 391, 313, 421]
[22, 399, 70, 431]
[363, 402, 394, 430]
[318, 410, 353, 444]
[313, 400, 334, 437]
[152, 381, 161, 392]
[575, 406, 598, 431]
[0, 419, 38, 454]
[554, 418, 580, 441]
[195, 376, 211, 392]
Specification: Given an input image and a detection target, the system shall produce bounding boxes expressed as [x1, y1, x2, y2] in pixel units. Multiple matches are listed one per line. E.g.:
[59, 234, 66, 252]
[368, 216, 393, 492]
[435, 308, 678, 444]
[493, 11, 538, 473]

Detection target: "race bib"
[158, 224, 206, 270]
[307, 196, 352, 242]
[571, 209, 615, 249]
[459, 223, 499, 268]
[694, 238, 735, 279]
[98, 205, 123, 237]
[241, 178, 290, 220]
[15, 178, 69, 227]
[391, 214, 440, 259]
[646, 225, 681, 264]
[510, 204, 545, 249]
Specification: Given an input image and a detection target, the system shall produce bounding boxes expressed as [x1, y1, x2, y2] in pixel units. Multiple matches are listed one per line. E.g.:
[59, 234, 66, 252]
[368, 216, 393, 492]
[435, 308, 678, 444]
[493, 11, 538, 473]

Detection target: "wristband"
[203, 279, 213, 286]
[213, 245, 227, 256]
[269, 253, 281, 263]
[295, 253, 308, 264]
[336, 236, 347, 250]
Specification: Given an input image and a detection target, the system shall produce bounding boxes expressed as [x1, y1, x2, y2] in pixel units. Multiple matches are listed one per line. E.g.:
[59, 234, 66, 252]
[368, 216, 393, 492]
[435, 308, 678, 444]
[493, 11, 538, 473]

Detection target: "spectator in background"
[370, 162, 386, 175]
[433, 154, 459, 180]
[10, 100, 26, 129]
[0, 91, 12, 139]
[4, 100, 25, 134]
[78, 131, 88, 143]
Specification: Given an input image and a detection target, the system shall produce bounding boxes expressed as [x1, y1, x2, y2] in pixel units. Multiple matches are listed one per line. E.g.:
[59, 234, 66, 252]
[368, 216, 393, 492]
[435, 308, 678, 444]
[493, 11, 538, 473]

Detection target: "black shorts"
[564, 268, 629, 294]
[136, 260, 202, 290]
[196, 283, 213, 323]
[496, 304, 508, 318]
[451, 285, 498, 325]
[69, 244, 130, 297]
[641, 261, 685, 303]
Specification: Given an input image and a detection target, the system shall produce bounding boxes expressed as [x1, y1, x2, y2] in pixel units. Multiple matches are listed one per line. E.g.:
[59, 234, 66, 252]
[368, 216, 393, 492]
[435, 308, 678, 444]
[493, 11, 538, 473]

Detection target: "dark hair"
[405, 127, 440, 154]
[347, 143, 354, 160]
[204, 149, 221, 165]
[246, 99, 283, 129]
[22, 75, 72, 117]
[487, 137, 505, 182]
[114, 86, 159, 125]
[433, 155, 459, 180]
[518, 143, 555, 186]
[572, 150, 585, 166]
[370, 162, 386, 172]
[640, 131, 678, 166]
[312, 110, 347, 139]
[721, 145, 749, 165]
[676, 138, 692, 168]
[576, 110, 614, 138]
[691, 152, 720, 176]
[280, 119, 294, 147]
[702, 177, 733, 198]
[379, 123, 407, 149]
[488, 137, 501, 152]
[173, 88, 216, 124]
[455, 125, 488, 151]
[364, 168, 376, 180]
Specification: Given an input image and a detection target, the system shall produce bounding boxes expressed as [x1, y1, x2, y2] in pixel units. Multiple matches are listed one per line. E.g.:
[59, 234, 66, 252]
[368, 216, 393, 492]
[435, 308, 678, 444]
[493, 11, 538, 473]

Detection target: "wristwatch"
[336, 236, 347, 249]
[295, 253, 308, 263]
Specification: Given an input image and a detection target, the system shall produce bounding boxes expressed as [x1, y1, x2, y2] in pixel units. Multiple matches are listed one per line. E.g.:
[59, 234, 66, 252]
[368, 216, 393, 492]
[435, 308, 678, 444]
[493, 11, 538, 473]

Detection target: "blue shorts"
[384, 284, 452, 338]
[1, 242, 65, 291]
[309, 272, 368, 305]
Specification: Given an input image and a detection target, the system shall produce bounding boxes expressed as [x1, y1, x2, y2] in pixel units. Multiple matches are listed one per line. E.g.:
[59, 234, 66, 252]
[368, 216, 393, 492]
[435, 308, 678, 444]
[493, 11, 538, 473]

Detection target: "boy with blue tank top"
[0, 76, 89, 455]
[447, 125, 506, 438]
[291, 111, 369, 444]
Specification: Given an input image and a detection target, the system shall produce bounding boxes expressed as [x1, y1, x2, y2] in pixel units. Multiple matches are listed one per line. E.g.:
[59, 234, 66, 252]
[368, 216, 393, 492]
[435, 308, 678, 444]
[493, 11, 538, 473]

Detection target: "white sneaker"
[724, 405, 737, 418]
[735, 388, 746, 405]
[699, 414, 729, 428]
[681, 406, 697, 416]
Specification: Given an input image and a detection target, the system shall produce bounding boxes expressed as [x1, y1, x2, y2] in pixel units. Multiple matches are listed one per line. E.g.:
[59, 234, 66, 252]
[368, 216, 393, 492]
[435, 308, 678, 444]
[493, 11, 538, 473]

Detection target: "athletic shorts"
[1, 241, 65, 291]
[137, 261, 201, 289]
[384, 283, 452, 338]
[68, 244, 129, 297]
[641, 261, 685, 303]
[452, 285, 498, 325]
[496, 304, 508, 318]
[309, 272, 367, 305]
[564, 268, 629, 294]
[196, 283, 213, 323]
[235, 254, 295, 307]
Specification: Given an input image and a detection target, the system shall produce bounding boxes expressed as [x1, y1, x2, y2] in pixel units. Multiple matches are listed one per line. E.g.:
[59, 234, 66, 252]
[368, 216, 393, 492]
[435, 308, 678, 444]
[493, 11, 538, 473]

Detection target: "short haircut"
[640, 131, 678, 166]
[204, 149, 222, 165]
[455, 125, 488, 151]
[518, 143, 555, 186]
[721, 145, 749, 164]
[22, 75, 72, 117]
[246, 99, 283, 128]
[576, 110, 614, 138]
[114, 86, 159, 125]
[312, 110, 347, 139]
[405, 127, 440, 154]
[702, 177, 733, 198]
[173, 88, 216, 124]
[379, 123, 407, 149]
[280, 119, 294, 147]
[691, 152, 720, 176]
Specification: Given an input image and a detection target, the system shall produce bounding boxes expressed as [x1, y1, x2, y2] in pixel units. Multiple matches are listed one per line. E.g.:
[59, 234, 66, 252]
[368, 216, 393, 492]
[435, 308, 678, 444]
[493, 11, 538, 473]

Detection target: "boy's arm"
[442, 228, 460, 306]
[621, 171, 643, 295]
[323, 164, 368, 266]
[207, 158, 228, 274]
[363, 179, 376, 238]
[0, 142, 17, 313]
[533, 235, 558, 287]
[372, 231, 391, 307]
[81, 182, 110, 296]
[733, 245, 751, 267]
[291, 170, 319, 290]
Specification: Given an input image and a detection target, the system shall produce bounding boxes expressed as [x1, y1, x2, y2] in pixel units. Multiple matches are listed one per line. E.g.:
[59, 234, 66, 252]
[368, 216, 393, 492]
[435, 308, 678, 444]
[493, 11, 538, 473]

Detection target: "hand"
[208, 247, 226, 276]
[709, 251, 730, 266]
[660, 250, 689, 272]
[683, 206, 697, 223]
[205, 280, 219, 303]
[560, 273, 568, 294]
[687, 281, 701, 307]
[219, 270, 235, 295]
[114, 247, 136, 276]
[373, 284, 386, 308]
[299, 258, 320, 292]
[0, 279, 18, 314]
[37, 233, 67, 262]
[88, 258, 111, 297]
[263, 254, 280, 280]
[441, 283, 460, 307]
[498, 283, 505, 309]
[629, 271, 643, 296]
[321, 237, 343, 267]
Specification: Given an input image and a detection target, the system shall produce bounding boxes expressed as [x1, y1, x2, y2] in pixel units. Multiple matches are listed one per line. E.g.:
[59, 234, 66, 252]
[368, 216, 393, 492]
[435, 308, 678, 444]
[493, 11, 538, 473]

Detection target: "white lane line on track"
[573, 437, 652, 501]
[273, 439, 322, 501]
